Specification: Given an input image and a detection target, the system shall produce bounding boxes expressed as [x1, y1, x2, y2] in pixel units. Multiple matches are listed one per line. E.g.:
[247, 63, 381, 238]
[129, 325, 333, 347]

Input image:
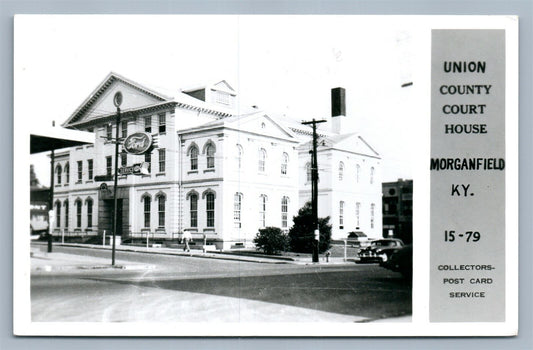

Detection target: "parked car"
[380, 244, 413, 280]
[356, 238, 404, 263]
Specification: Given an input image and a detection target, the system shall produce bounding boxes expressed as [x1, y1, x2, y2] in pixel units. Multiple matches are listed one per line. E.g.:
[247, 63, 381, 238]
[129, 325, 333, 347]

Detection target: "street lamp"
[111, 91, 123, 266]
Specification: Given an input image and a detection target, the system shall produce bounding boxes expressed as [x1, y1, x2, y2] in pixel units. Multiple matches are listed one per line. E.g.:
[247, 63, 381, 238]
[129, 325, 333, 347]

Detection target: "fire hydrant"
[325, 250, 331, 263]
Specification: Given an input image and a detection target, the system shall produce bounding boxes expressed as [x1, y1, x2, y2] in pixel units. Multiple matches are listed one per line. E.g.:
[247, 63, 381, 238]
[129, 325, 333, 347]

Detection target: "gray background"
[430, 30, 506, 322]
[1, 0, 532, 349]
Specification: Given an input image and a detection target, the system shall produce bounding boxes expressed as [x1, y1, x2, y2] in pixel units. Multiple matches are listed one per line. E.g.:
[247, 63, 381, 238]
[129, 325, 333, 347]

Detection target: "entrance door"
[101, 199, 123, 236]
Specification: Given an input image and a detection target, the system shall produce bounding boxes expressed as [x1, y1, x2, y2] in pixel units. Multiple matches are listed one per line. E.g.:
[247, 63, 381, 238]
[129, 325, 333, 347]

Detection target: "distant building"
[382, 179, 412, 244]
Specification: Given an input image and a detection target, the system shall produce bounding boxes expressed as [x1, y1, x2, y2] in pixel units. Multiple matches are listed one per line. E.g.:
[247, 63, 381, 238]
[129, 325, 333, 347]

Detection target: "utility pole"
[111, 92, 123, 266]
[302, 118, 326, 263]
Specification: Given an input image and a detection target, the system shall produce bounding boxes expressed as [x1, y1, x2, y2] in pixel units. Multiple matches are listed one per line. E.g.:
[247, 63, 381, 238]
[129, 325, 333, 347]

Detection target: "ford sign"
[123, 132, 152, 155]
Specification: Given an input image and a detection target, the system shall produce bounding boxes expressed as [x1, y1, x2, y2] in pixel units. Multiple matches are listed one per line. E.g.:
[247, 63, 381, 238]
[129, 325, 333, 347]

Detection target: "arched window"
[281, 196, 289, 228]
[86, 198, 93, 229]
[281, 152, 289, 175]
[63, 200, 69, 230]
[206, 193, 215, 227]
[157, 194, 166, 228]
[259, 194, 267, 228]
[189, 145, 199, 170]
[143, 196, 151, 228]
[234, 192, 242, 228]
[55, 164, 62, 185]
[305, 162, 312, 182]
[356, 164, 361, 183]
[236, 144, 243, 169]
[370, 203, 375, 229]
[339, 201, 345, 228]
[55, 201, 61, 229]
[355, 202, 361, 228]
[370, 167, 375, 184]
[64, 163, 70, 184]
[206, 144, 215, 169]
[75, 199, 82, 228]
[339, 162, 345, 181]
[189, 193, 198, 228]
[258, 148, 266, 172]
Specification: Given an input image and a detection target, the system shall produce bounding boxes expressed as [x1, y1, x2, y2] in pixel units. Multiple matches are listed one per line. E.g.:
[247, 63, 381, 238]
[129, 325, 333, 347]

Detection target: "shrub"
[253, 227, 289, 255]
[288, 202, 332, 253]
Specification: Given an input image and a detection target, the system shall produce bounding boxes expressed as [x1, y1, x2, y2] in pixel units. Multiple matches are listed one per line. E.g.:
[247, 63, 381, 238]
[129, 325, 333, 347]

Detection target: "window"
[259, 194, 267, 228]
[258, 148, 266, 172]
[206, 144, 215, 169]
[86, 198, 93, 229]
[121, 121, 128, 138]
[206, 193, 215, 227]
[370, 167, 375, 184]
[144, 116, 151, 133]
[306, 162, 311, 182]
[234, 193, 242, 228]
[190, 146, 199, 170]
[64, 163, 70, 184]
[216, 91, 230, 105]
[281, 196, 289, 228]
[145, 152, 151, 173]
[64, 200, 69, 230]
[87, 159, 93, 180]
[55, 164, 62, 185]
[77, 161, 82, 182]
[76, 200, 82, 228]
[158, 149, 166, 172]
[356, 164, 361, 183]
[339, 162, 344, 181]
[55, 201, 61, 229]
[157, 195, 165, 228]
[236, 144, 243, 169]
[158, 114, 166, 133]
[356, 202, 361, 228]
[339, 201, 344, 228]
[121, 153, 127, 167]
[143, 196, 151, 228]
[106, 124, 113, 140]
[281, 153, 289, 175]
[190, 194, 198, 227]
[370, 203, 375, 229]
[106, 156, 112, 176]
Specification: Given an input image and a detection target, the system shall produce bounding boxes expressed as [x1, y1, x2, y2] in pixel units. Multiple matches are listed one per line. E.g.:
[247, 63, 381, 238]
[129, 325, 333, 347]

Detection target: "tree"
[288, 202, 332, 253]
[253, 227, 289, 255]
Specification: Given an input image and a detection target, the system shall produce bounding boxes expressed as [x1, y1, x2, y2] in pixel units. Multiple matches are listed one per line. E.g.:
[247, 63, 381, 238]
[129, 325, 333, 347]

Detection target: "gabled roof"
[62, 72, 172, 127]
[181, 79, 236, 95]
[177, 111, 298, 142]
[299, 132, 380, 158]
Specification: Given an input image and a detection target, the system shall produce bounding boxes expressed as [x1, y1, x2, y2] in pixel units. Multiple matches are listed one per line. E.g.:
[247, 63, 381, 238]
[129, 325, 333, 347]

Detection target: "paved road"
[31, 245, 411, 322]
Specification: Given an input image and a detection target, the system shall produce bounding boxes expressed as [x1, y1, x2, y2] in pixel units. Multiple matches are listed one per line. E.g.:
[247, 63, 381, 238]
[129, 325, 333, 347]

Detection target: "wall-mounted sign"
[123, 132, 152, 155]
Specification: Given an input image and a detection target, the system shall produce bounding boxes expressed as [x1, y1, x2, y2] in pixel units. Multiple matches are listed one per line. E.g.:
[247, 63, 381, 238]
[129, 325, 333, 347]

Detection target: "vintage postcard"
[13, 15, 518, 336]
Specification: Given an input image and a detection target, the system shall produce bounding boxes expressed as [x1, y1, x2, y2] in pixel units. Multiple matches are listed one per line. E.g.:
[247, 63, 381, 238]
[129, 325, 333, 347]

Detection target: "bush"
[253, 227, 289, 255]
[288, 202, 332, 253]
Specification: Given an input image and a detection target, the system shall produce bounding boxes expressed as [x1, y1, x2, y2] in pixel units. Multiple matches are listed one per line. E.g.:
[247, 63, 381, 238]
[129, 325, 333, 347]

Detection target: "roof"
[30, 126, 94, 154]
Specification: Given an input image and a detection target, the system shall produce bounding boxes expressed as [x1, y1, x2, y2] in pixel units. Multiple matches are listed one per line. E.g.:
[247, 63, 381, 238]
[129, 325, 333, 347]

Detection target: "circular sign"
[99, 183, 108, 191]
[123, 132, 153, 155]
[113, 91, 123, 108]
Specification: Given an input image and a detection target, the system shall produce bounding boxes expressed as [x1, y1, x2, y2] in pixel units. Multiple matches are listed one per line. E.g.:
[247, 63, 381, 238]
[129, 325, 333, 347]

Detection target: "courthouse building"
[51, 73, 381, 248]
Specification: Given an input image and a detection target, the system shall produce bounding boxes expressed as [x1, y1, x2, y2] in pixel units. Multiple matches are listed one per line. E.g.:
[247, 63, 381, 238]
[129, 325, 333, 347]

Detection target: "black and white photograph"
[13, 14, 518, 337]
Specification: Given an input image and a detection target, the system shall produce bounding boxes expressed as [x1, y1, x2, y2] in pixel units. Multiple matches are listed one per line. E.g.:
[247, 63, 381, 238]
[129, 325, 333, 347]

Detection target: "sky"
[16, 15, 424, 185]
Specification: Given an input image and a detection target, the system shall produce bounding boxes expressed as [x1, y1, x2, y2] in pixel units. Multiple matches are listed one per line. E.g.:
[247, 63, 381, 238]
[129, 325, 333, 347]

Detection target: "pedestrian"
[325, 250, 331, 263]
[182, 231, 192, 253]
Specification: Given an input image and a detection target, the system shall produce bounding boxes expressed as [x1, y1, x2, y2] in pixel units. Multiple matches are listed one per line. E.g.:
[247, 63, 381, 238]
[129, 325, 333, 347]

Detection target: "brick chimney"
[331, 87, 346, 134]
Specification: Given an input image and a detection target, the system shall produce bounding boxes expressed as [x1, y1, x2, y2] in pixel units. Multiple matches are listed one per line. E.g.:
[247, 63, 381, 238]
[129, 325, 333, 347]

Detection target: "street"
[31, 245, 411, 322]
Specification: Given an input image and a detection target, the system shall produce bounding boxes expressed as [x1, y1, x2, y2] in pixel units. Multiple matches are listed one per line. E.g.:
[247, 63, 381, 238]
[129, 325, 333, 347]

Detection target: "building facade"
[382, 179, 413, 244]
[51, 73, 382, 248]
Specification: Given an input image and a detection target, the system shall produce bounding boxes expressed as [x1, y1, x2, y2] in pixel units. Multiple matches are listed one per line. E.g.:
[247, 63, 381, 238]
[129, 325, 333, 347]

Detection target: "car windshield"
[372, 240, 397, 247]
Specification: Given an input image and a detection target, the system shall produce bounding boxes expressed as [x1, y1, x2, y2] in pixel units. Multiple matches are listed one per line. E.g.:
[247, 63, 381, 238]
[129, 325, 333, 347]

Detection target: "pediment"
[62, 73, 170, 127]
[227, 114, 296, 141]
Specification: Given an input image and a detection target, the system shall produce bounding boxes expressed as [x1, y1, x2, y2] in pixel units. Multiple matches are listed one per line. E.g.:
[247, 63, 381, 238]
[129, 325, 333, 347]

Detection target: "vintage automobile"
[356, 238, 404, 263]
[380, 244, 413, 280]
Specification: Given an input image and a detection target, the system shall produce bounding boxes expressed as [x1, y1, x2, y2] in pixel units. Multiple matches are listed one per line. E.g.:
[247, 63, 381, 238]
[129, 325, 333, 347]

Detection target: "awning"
[30, 127, 94, 154]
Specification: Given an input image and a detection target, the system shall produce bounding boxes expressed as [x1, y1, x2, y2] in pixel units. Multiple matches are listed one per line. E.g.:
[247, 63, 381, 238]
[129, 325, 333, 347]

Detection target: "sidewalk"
[31, 242, 356, 272]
